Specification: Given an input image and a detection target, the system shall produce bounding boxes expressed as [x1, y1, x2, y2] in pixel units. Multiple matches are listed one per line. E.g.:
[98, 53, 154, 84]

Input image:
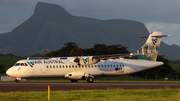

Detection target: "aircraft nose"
[6, 69, 14, 76]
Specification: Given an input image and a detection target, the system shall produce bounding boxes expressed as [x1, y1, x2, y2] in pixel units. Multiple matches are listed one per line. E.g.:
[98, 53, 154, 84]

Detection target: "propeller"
[69, 47, 84, 66]
[74, 57, 80, 66]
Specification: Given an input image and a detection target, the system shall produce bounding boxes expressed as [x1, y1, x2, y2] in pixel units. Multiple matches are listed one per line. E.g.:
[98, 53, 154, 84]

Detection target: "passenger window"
[72, 65, 74, 68]
[69, 65, 71, 68]
[104, 65, 106, 67]
[66, 65, 68, 68]
[91, 65, 93, 68]
[101, 65, 103, 67]
[47, 66, 48, 68]
[50, 66, 52, 68]
[63, 65, 64, 68]
[53, 66, 55, 68]
[56, 65, 58, 68]
[59, 65, 61, 68]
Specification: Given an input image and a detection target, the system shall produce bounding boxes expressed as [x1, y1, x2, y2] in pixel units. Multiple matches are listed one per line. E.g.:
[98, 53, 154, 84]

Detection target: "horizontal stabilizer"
[140, 35, 173, 38]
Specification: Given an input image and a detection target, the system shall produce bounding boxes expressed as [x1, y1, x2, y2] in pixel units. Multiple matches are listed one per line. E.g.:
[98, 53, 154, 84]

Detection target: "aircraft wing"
[92, 53, 133, 62]
[70, 53, 135, 65]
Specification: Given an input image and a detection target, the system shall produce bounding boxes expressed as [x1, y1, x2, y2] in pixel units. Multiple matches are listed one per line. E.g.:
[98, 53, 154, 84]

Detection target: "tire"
[87, 77, 94, 83]
[71, 80, 78, 82]
[15, 79, 20, 82]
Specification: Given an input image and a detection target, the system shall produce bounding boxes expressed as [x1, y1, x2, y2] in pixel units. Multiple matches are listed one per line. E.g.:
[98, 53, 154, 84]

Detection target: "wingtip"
[167, 35, 173, 37]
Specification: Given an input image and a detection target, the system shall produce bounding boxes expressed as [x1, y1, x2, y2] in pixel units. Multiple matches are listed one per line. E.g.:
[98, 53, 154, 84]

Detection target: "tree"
[0, 64, 5, 73]
[45, 42, 129, 57]
[131, 55, 179, 79]
[83, 44, 129, 56]
[47, 42, 78, 57]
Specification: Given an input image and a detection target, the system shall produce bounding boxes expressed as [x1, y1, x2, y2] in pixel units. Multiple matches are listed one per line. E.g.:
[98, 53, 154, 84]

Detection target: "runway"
[0, 82, 180, 92]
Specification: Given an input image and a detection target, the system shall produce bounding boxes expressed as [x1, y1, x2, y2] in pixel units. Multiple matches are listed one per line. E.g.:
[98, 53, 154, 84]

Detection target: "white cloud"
[146, 22, 180, 32]
[145, 22, 180, 46]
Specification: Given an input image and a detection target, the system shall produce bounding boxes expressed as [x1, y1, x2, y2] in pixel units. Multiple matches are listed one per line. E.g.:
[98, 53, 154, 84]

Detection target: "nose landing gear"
[15, 77, 21, 82]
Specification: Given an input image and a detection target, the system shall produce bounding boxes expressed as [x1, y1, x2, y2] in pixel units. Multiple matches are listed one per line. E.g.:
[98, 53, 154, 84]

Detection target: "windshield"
[14, 63, 20, 66]
[14, 63, 28, 66]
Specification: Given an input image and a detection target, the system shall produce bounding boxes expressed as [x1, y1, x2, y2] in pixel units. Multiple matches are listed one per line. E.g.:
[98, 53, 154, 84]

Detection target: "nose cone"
[6, 69, 14, 77]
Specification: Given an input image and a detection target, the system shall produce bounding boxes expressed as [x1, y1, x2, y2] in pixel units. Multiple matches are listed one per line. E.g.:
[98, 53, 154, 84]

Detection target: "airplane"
[6, 31, 172, 83]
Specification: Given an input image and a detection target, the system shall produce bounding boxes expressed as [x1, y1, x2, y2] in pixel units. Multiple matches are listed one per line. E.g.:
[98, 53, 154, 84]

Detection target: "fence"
[1, 76, 14, 81]
[1, 75, 179, 81]
[95, 75, 180, 81]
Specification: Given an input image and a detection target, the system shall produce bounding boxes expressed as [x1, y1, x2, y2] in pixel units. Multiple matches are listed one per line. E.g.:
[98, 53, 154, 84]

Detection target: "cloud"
[0, 0, 37, 7]
[49, 0, 180, 23]
[146, 22, 180, 32]
[145, 22, 180, 46]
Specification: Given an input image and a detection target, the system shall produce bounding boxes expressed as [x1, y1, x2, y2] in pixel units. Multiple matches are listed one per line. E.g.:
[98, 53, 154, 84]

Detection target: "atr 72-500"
[6, 31, 172, 83]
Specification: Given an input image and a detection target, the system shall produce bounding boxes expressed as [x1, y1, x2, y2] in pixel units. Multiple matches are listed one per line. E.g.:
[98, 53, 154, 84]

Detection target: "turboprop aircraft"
[6, 31, 172, 83]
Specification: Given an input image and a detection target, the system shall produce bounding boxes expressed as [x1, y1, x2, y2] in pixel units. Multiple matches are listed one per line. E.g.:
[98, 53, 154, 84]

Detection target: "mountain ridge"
[0, 2, 179, 60]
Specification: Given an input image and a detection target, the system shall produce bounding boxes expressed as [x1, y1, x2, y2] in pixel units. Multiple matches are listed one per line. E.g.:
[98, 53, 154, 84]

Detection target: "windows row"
[46, 64, 124, 69]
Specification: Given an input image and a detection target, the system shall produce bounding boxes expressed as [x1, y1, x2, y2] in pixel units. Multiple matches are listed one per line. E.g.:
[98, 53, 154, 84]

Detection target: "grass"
[169, 61, 180, 72]
[0, 88, 180, 101]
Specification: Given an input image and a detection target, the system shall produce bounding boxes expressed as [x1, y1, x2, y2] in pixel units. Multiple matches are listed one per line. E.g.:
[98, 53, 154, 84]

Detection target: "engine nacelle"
[79, 56, 100, 65]
[70, 56, 100, 65]
[64, 72, 84, 80]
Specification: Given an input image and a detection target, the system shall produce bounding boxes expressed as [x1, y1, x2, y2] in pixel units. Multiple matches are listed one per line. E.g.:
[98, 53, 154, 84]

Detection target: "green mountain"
[0, 2, 179, 60]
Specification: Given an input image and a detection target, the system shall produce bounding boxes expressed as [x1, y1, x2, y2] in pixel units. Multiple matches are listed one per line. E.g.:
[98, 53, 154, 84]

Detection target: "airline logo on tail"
[152, 38, 157, 45]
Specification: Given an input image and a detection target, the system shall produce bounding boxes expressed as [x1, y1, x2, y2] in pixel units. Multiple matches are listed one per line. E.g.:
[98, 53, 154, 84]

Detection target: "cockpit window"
[25, 63, 28, 66]
[21, 63, 24, 66]
[15, 63, 20, 66]
[14, 63, 28, 66]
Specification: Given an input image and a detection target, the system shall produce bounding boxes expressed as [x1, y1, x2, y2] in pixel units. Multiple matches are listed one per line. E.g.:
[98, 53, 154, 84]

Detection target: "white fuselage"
[6, 57, 163, 79]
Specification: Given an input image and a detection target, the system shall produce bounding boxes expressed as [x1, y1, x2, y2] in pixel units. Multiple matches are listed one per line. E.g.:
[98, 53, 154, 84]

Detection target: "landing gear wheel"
[87, 77, 94, 83]
[14, 77, 21, 82]
[15, 79, 20, 82]
[71, 80, 78, 82]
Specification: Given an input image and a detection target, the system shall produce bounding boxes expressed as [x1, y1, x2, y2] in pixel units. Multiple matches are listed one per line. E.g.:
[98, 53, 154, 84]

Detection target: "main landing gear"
[71, 80, 78, 82]
[70, 76, 95, 83]
[15, 77, 21, 82]
[87, 77, 94, 83]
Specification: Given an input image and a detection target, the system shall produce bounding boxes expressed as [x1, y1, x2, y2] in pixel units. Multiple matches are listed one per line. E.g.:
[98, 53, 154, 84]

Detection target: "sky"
[0, 0, 180, 46]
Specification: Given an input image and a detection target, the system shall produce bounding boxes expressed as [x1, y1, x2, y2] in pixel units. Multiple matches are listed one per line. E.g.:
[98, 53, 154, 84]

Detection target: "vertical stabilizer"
[136, 32, 163, 61]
